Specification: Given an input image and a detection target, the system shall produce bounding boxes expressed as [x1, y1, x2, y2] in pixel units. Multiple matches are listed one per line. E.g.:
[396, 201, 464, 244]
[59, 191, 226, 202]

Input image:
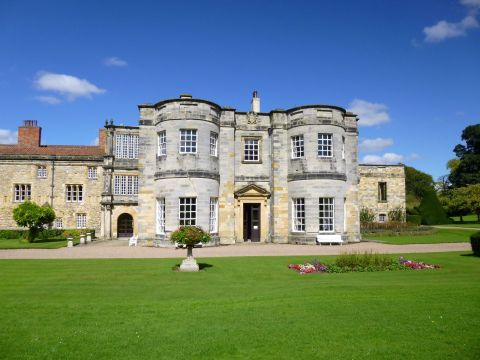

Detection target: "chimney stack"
[251, 90, 260, 113]
[18, 120, 41, 147]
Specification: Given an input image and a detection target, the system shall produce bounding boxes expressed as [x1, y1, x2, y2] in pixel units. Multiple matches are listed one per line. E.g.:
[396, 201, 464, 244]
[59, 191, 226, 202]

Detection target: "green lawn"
[364, 228, 476, 244]
[0, 253, 479, 359]
[0, 237, 78, 249]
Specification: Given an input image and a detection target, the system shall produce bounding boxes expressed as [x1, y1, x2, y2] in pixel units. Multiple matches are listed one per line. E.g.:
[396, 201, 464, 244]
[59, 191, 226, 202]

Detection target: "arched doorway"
[117, 213, 134, 237]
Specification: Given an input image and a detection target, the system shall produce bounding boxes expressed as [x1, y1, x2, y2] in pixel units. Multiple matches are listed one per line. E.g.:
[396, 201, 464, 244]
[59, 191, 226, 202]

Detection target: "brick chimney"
[18, 120, 41, 147]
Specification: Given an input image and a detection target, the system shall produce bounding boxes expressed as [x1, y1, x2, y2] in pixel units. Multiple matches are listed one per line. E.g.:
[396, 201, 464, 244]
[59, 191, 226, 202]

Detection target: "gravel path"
[0, 241, 471, 260]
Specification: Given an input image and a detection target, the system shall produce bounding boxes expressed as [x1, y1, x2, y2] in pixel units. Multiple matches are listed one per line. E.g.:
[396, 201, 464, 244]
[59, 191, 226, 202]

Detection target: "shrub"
[418, 189, 451, 225]
[170, 226, 211, 247]
[360, 208, 376, 225]
[406, 215, 422, 225]
[12, 201, 56, 242]
[471, 231, 480, 256]
[0, 230, 28, 239]
[37, 229, 64, 240]
[388, 207, 406, 222]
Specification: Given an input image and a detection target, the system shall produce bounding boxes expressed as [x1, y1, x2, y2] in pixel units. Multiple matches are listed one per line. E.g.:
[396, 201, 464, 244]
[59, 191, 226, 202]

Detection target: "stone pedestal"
[86, 233, 92, 243]
[179, 257, 199, 272]
[80, 234, 86, 245]
[67, 238, 73, 248]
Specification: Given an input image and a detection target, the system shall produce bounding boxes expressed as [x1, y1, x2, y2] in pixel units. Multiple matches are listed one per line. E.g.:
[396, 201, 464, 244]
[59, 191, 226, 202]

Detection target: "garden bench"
[128, 235, 138, 247]
[316, 234, 343, 246]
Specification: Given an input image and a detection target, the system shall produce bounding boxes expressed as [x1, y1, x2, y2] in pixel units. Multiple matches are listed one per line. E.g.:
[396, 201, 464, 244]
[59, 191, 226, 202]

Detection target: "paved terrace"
[0, 241, 471, 259]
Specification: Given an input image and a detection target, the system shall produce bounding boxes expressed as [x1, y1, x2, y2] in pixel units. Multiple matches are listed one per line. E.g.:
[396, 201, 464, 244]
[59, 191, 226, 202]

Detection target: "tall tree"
[449, 124, 480, 187]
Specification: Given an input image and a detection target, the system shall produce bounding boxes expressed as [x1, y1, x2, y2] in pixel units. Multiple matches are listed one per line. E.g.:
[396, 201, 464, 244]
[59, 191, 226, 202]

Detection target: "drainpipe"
[268, 127, 274, 243]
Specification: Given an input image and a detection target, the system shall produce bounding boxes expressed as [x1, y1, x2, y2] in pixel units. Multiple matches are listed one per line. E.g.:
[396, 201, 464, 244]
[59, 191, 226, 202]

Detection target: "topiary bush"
[471, 231, 480, 256]
[418, 189, 451, 225]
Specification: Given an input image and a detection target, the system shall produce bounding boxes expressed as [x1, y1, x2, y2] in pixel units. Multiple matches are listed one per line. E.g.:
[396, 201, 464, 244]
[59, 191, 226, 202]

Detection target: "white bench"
[316, 234, 343, 246]
[128, 235, 138, 247]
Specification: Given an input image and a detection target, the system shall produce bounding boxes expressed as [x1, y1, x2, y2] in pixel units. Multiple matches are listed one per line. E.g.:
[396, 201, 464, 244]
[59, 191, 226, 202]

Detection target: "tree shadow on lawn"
[461, 253, 479, 257]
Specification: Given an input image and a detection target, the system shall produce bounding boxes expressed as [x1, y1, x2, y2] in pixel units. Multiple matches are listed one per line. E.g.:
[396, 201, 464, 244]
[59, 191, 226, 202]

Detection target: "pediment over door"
[234, 184, 271, 198]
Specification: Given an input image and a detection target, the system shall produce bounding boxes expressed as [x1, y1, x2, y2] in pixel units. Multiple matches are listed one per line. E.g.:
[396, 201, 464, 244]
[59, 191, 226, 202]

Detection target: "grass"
[364, 228, 476, 244]
[0, 253, 479, 359]
[0, 237, 79, 249]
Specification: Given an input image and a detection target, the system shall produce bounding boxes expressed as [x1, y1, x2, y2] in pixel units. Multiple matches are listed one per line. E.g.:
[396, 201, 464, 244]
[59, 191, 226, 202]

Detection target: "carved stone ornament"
[247, 112, 258, 124]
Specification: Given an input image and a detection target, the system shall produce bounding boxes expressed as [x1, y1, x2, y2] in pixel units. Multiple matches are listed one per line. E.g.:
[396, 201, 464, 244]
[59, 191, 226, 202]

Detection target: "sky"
[0, 0, 479, 180]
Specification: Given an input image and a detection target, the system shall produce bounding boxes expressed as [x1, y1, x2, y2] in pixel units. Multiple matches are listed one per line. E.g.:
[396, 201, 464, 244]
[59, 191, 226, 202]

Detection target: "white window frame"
[156, 198, 165, 234]
[319, 197, 335, 233]
[115, 134, 139, 159]
[66, 184, 83, 202]
[209, 197, 218, 233]
[158, 130, 167, 156]
[379, 213, 387, 223]
[76, 213, 87, 229]
[291, 135, 304, 159]
[342, 136, 345, 160]
[210, 132, 218, 157]
[179, 129, 197, 154]
[113, 175, 138, 195]
[54, 218, 63, 229]
[244, 138, 260, 162]
[88, 167, 97, 179]
[14, 184, 31, 202]
[317, 133, 333, 158]
[179, 197, 196, 226]
[37, 166, 47, 178]
[292, 198, 305, 232]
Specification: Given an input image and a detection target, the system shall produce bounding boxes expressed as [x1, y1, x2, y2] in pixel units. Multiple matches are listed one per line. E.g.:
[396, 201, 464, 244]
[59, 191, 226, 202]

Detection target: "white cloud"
[461, 0, 480, 7]
[361, 152, 421, 165]
[90, 137, 99, 146]
[423, 1, 480, 42]
[0, 129, 17, 144]
[34, 72, 106, 100]
[35, 95, 61, 104]
[359, 138, 394, 152]
[348, 99, 390, 127]
[104, 56, 128, 67]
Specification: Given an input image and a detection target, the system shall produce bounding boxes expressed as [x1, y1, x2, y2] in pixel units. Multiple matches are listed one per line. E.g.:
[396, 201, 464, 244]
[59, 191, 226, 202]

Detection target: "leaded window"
[179, 129, 197, 154]
[76, 213, 87, 229]
[158, 131, 166, 156]
[179, 197, 196, 226]
[14, 184, 31, 202]
[37, 166, 47, 178]
[292, 198, 305, 232]
[113, 175, 138, 195]
[244, 138, 260, 162]
[319, 197, 334, 232]
[115, 134, 139, 159]
[210, 132, 218, 156]
[317, 133, 333, 157]
[156, 198, 165, 234]
[66, 185, 83, 202]
[209, 197, 218, 233]
[88, 167, 97, 179]
[291, 135, 304, 159]
[54, 218, 63, 229]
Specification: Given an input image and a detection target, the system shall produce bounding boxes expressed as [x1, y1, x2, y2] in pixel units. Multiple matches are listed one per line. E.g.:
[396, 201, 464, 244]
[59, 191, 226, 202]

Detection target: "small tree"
[12, 201, 55, 242]
[170, 226, 211, 271]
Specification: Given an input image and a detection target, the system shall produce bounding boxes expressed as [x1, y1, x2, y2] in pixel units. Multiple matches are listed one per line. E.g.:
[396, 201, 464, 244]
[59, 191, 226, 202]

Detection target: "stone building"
[0, 93, 406, 245]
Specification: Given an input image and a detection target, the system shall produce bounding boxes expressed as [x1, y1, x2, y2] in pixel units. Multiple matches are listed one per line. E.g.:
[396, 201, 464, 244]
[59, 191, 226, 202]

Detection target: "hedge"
[0, 229, 96, 240]
[406, 215, 422, 225]
[471, 232, 480, 257]
[0, 230, 28, 239]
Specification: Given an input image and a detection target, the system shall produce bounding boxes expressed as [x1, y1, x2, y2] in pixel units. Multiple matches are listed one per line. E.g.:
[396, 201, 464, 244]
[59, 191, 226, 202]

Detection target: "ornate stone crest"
[247, 112, 258, 124]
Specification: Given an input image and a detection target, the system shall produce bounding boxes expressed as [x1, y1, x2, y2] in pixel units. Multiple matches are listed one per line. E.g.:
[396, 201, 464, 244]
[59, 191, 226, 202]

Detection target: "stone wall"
[358, 165, 406, 221]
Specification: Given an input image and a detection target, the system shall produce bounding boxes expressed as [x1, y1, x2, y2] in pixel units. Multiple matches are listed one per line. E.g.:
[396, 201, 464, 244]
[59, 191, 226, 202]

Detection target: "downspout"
[268, 127, 274, 243]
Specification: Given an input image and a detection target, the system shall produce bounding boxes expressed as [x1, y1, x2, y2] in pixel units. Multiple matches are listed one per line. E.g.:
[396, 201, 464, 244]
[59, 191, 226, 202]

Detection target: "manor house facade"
[0, 93, 405, 245]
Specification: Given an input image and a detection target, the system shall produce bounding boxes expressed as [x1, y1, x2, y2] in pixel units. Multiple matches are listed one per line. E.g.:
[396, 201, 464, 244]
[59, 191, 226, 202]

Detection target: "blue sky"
[0, 0, 479, 180]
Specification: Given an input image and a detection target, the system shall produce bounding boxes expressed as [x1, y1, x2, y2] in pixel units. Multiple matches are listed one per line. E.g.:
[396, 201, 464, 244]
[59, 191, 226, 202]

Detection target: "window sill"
[242, 160, 262, 164]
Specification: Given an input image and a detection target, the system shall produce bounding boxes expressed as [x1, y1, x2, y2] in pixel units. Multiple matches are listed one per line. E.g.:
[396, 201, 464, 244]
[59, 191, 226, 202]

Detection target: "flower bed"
[288, 257, 440, 275]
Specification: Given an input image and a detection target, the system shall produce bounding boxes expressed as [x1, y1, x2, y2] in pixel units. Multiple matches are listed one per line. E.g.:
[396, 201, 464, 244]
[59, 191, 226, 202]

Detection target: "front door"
[117, 213, 133, 237]
[243, 203, 261, 242]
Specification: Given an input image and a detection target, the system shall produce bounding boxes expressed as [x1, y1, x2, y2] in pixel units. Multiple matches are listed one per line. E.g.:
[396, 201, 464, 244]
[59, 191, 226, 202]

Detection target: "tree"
[170, 226, 211, 272]
[439, 188, 470, 222]
[405, 166, 436, 212]
[449, 124, 480, 187]
[465, 184, 480, 222]
[12, 201, 55, 242]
